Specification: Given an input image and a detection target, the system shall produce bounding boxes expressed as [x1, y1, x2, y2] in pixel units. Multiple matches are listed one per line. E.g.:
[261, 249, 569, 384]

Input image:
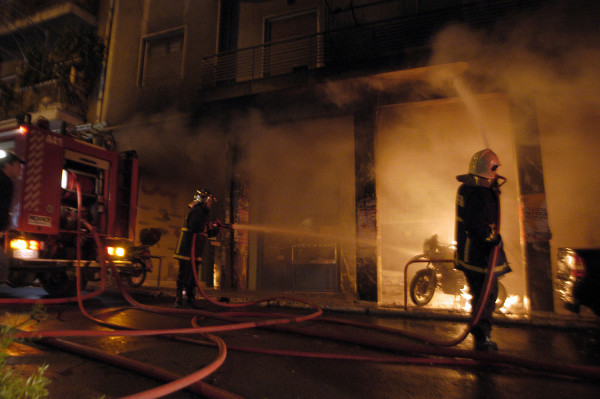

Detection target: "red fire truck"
[0, 121, 138, 296]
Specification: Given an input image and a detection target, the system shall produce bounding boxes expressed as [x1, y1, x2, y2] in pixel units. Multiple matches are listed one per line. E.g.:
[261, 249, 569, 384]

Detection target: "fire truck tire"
[125, 260, 147, 287]
[410, 268, 437, 306]
[39, 271, 81, 297]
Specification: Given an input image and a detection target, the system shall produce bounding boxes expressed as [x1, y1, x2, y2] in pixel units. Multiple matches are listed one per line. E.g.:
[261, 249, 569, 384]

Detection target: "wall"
[426, 0, 600, 313]
[375, 93, 526, 311]
[102, 0, 219, 124]
[113, 110, 230, 289]
[237, 113, 357, 293]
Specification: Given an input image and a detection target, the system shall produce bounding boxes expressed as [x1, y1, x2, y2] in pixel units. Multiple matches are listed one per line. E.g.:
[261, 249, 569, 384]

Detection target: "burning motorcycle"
[409, 234, 507, 310]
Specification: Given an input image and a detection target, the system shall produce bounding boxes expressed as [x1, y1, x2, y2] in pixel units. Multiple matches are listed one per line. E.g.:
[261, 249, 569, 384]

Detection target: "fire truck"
[0, 120, 139, 296]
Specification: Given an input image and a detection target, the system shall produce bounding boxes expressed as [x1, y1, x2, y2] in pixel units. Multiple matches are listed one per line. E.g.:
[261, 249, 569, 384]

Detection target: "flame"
[458, 289, 521, 314]
[499, 295, 520, 314]
[460, 285, 472, 311]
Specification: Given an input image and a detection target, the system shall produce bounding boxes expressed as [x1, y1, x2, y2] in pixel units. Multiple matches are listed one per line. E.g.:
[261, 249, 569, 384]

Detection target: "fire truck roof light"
[19, 125, 29, 134]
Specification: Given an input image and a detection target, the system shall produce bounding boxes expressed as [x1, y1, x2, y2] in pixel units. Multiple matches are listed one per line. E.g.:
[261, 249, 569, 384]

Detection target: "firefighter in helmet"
[455, 149, 511, 351]
[173, 189, 217, 308]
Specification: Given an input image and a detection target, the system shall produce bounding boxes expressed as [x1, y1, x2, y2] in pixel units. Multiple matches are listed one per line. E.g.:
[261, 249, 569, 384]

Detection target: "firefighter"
[173, 189, 217, 308]
[0, 151, 25, 284]
[455, 148, 511, 351]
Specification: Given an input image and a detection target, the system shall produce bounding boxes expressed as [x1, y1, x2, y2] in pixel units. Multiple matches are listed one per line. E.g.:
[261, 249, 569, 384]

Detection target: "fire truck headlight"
[10, 239, 41, 253]
[11, 239, 27, 250]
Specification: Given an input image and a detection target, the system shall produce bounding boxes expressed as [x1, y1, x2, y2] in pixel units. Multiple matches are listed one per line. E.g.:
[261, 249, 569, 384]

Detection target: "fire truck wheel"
[39, 271, 79, 297]
[126, 260, 147, 287]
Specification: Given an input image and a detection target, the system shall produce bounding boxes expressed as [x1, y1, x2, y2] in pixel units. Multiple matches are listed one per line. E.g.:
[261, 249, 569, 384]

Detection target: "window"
[139, 27, 185, 86]
[263, 10, 319, 77]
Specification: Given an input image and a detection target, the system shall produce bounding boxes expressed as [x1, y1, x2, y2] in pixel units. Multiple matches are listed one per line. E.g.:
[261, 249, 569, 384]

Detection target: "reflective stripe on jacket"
[173, 227, 205, 261]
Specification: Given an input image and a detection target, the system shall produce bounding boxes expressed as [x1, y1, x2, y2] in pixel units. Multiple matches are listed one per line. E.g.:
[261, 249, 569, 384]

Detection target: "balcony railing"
[1, 0, 99, 19]
[199, 0, 545, 90]
[0, 80, 87, 121]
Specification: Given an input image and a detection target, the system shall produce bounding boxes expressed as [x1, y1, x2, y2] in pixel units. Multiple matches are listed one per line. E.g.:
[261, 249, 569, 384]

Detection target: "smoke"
[114, 109, 228, 198]
[234, 110, 356, 230]
[113, 1, 600, 298]
[426, 1, 600, 250]
[115, 107, 356, 236]
[428, 1, 600, 115]
[396, 0, 600, 308]
[354, 1, 600, 303]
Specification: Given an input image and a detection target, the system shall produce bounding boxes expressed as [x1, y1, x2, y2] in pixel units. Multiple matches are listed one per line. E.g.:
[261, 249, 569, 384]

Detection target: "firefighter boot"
[175, 285, 187, 308]
[475, 337, 498, 351]
[185, 287, 203, 309]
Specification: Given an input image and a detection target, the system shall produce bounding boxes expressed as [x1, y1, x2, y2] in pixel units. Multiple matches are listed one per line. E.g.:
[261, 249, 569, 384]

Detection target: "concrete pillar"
[509, 100, 554, 312]
[354, 110, 378, 302]
[229, 143, 249, 291]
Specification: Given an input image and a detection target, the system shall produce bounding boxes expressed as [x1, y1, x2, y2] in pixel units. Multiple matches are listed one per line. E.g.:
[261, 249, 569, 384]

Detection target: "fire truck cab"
[0, 121, 138, 296]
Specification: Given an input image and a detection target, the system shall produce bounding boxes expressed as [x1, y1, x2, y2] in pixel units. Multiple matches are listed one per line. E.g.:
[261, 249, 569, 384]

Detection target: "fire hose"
[10, 174, 322, 398]
[1, 173, 243, 398]
[4, 173, 600, 399]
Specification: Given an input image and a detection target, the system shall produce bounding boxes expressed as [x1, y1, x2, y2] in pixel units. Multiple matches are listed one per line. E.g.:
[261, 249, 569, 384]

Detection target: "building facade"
[2, 0, 600, 315]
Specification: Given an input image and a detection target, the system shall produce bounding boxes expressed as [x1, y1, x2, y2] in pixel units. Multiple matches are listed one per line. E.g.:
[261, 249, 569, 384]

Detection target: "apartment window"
[264, 9, 319, 76]
[139, 27, 185, 86]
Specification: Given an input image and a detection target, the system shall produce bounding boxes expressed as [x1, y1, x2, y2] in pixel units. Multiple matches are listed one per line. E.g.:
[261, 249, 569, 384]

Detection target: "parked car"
[555, 247, 600, 317]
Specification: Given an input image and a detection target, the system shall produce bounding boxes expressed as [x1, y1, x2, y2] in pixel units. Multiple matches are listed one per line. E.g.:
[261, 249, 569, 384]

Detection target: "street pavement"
[1, 284, 599, 399]
[135, 283, 600, 331]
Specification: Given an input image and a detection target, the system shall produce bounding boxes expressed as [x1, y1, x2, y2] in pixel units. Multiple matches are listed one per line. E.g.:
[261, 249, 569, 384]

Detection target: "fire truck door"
[62, 150, 110, 234]
[19, 132, 64, 234]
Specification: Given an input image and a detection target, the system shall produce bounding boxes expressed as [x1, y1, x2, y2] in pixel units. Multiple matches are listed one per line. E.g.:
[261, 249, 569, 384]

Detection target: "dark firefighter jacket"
[454, 175, 511, 276]
[0, 169, 14, 231]
[174, 202, 210, 262]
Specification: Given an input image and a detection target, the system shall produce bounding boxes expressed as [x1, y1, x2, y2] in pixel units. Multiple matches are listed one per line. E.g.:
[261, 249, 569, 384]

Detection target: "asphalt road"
[1, 285, 600, 399]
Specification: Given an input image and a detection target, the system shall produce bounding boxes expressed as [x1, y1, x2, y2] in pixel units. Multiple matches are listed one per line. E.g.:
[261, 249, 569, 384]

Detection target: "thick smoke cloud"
[428, 1, 600, 250]
[317, 1, 600, 306]
[429, 1, 600, 113]
[114, 109, 228, 199]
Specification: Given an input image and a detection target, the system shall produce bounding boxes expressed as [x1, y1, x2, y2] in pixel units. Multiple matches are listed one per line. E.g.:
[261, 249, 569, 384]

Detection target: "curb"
[115, 284, 600, 331]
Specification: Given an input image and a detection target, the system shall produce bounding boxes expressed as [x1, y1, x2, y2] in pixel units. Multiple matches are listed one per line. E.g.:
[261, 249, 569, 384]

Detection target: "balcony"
[0, 0, 98, 28]
[198, 0, 545, 96]
[0, 80, 87, 122]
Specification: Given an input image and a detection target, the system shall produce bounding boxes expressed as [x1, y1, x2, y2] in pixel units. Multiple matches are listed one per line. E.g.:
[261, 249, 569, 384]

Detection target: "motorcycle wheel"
[495, 281, 507, 311]
[126, 260, 147, 287]
[410, 268, 437, 306]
